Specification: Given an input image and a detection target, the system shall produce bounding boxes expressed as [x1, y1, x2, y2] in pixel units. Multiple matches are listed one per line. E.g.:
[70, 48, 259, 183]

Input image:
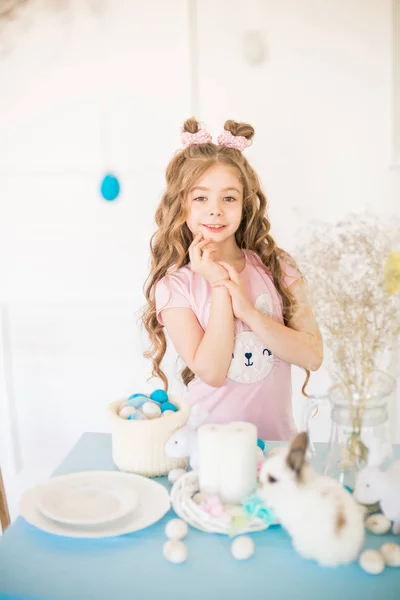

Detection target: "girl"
[143, 118, 322, 440]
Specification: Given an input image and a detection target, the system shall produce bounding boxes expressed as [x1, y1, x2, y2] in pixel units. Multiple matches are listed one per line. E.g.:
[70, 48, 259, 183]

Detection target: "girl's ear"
[286, 432, 308, 476]
[188, 404, 209, 429]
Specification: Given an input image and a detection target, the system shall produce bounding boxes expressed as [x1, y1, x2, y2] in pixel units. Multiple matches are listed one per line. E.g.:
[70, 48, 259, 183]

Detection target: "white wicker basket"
[107, 394, 190, 477]
[170, 471, 274, 535]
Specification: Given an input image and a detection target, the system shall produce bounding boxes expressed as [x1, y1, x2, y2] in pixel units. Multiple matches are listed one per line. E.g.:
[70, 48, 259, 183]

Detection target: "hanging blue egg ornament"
[150, 389, 169, 403]
[100, 173, 120, 201]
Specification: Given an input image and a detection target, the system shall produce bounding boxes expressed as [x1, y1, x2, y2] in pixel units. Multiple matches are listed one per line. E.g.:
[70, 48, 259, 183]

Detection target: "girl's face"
[186, 165, 243, 242]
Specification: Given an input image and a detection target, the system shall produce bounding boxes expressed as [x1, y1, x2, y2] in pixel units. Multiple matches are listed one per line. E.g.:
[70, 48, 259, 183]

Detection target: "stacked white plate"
[20, 471, 171, 538]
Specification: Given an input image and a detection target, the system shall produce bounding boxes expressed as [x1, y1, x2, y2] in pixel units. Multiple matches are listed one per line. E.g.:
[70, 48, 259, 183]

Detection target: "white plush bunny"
[259, 432, 365, 567]
[353, 461, 400, 535]
[164, 404, 208, 471]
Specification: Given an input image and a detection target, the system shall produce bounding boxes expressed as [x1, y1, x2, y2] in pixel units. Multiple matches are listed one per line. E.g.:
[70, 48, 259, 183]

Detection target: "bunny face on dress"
[227, 332, 276, 383]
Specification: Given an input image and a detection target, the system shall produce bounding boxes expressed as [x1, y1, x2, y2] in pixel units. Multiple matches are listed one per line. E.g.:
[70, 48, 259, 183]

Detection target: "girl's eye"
[224, 196, 236, 202]
[194, 196, 206, 202]
[263, 349, 272, 356]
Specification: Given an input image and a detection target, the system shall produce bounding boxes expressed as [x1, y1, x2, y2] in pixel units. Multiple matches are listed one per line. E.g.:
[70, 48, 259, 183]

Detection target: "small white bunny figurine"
[353, 460, 400, 534]
[164, 404, 208, 471]
[259, 432, 365, 567]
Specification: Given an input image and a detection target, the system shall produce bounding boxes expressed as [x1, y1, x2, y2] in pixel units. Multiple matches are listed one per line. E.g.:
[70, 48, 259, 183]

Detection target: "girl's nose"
[209, 206, 222, 216]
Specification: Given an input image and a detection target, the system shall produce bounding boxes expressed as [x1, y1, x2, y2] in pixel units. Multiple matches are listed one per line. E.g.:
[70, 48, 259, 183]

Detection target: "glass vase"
[303, 370, 395, 490]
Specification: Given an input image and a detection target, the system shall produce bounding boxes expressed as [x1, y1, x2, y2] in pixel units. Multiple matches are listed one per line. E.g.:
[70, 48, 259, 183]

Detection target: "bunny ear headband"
[180, 127, 249, 152]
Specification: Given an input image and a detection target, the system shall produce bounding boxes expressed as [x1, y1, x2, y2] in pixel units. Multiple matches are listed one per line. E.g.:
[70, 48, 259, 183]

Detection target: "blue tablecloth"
[0, 433, 399, 600]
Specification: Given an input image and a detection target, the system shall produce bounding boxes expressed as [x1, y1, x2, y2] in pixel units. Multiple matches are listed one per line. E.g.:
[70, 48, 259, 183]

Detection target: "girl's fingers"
[217, 261, 241, 284]
[212, 280, 235, 291]
[189, 233, 208, 261]
[202, 248, 214, 261]
[189, 232, 203, 251]
[197, 239, 212, 251]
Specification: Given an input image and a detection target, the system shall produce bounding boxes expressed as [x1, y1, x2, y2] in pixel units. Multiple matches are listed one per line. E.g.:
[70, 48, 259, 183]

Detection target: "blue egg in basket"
[150, 389, 169, 403]
[160, 402, 178, 413]
[127, 394, 148, 408]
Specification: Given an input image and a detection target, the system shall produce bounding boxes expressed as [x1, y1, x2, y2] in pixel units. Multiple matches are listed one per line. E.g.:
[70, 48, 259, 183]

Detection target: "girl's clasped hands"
[189, 232, 255, 323]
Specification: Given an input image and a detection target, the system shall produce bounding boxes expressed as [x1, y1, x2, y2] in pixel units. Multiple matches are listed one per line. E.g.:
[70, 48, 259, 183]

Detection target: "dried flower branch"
[294, 213, 400, 399]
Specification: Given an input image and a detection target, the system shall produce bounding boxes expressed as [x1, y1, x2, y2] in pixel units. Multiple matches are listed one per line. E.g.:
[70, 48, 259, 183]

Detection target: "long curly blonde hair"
[143, 117, 310, 394]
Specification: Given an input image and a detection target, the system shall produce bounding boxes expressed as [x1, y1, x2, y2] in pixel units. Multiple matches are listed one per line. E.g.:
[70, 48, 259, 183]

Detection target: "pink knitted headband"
[180, 127, 249, 152]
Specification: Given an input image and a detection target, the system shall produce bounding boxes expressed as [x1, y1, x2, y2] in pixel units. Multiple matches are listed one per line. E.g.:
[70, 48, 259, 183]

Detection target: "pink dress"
[155, 249, 299, 440]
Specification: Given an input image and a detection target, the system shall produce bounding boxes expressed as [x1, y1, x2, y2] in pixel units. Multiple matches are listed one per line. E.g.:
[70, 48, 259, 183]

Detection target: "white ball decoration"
[365, 514, 392, 535]
[165, 519, 188, 541]
[359, 549, 385, 574]
[380, 543, 400, 567]
[163, 540, 188, 564]
[141, 401, 162, 419]
[231, 536, 255, 561]
[168, 468, 187, 485]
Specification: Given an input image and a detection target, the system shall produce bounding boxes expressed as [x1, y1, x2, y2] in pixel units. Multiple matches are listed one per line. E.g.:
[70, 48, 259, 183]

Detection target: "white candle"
[198, 424, 223, 494]
[218, 422, 257, 504]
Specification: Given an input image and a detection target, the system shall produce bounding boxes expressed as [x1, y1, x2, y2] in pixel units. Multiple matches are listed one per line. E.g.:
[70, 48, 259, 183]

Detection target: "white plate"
[20, 471, 171, 538]
[37, 471, 138, 526]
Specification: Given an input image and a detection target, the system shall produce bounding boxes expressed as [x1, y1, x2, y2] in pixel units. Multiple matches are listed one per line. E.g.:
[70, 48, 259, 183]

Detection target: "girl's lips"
[202, 225, 226, 232]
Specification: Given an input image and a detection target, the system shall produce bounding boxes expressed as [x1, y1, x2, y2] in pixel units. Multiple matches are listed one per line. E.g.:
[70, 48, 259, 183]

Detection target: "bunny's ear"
[188, 403, 209, 429]
[286, 432, 308, 477]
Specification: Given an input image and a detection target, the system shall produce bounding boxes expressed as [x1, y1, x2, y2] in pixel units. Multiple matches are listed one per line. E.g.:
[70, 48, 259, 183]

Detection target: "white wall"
[0, 0, 399, 518]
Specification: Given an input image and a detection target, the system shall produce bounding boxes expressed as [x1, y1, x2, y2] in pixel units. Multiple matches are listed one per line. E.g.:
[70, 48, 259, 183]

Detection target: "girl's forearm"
[193, 287, 234, 387]
[244, 308, 323, 371]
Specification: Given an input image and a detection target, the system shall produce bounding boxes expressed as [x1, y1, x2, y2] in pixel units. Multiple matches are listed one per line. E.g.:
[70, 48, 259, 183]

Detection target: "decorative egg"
[365, 514, 392, 535]
[127, 394, 148, 408]
[165, 519, 188, 541]
[127, 410, 146, 421]
[163, 410, 174, 417]
[150, 389, 169, 403]
[141, 401, 162, 419]
[231, 536, 255, 561]
[168, 468, 187, 485]
[100, 173, 120, 201]
[192, 492, 207, 505]
[118, 405, 137, 419]
[380, 543, 400, 567]
[359, 549, 385, 574]
[257, 438, 265, 452]
[161, 402, 178, 413]
[163, 540, 188, 564]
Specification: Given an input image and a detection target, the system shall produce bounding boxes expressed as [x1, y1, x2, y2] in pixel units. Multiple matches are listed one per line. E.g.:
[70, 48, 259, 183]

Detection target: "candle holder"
[170, 472, 278, 535]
